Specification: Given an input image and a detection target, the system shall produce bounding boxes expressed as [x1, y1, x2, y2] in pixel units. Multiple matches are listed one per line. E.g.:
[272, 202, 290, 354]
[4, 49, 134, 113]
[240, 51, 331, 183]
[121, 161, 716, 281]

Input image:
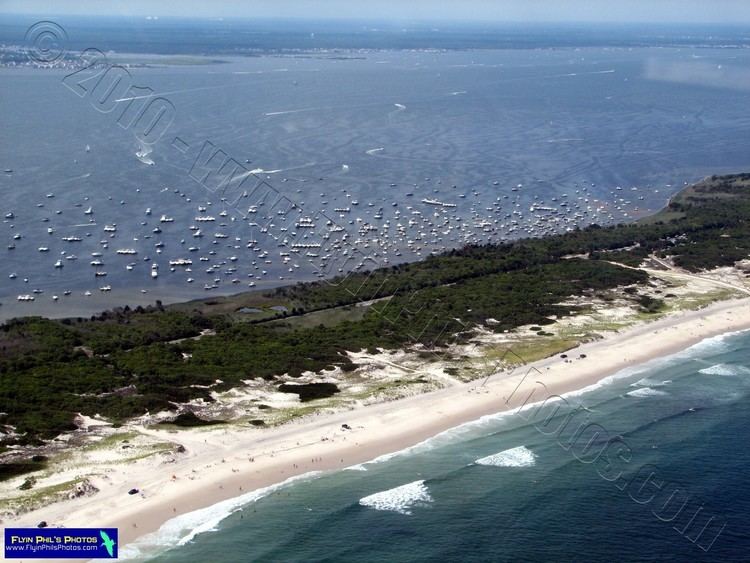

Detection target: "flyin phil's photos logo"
[4, 527, 118, 559]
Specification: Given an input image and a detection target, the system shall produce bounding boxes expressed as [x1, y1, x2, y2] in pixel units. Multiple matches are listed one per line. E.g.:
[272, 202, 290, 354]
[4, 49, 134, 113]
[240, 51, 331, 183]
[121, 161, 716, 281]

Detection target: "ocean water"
[127, 329, 750, 562]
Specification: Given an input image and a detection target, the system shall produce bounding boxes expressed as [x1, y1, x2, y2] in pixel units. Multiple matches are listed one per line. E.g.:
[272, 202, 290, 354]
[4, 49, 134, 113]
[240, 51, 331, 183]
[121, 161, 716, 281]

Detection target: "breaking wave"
[475, 446, 536, 468]
[630, 377, 672, 388]
[119, 471, 322, 559]
[626, 387, 668, 398]
[359, 480, 432, 515]
[699, 363, 750, 376]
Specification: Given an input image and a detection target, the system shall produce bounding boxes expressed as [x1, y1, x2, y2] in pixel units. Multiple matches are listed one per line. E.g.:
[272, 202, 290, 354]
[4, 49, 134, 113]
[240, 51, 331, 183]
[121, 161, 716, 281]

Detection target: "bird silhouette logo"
[99, 530, 116, 557]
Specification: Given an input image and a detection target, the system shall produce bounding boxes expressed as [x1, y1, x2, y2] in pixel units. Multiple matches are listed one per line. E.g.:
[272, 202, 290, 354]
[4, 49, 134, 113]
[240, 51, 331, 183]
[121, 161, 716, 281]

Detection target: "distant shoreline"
[0, 279, 296, 323]
[3, 17, 750, 56]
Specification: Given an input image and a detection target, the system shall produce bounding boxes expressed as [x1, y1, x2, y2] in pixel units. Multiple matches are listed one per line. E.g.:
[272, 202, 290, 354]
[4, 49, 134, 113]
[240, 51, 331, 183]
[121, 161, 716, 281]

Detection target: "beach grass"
[81, 431, 139, 451]
[0, 478, 87, 516]
[666, 288, 745, 311]
[480, 338, 580, 367]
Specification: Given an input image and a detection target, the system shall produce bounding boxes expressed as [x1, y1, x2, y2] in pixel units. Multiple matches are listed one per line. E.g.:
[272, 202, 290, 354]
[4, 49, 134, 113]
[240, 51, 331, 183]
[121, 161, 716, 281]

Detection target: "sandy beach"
[5, 296, 750, 559]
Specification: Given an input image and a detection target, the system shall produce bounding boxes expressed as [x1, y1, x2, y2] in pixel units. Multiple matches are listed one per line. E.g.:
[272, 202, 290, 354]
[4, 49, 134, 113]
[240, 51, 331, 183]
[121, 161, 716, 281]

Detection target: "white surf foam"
[699, 363, 750, 376]
[626, 387, 668, 398]
[475, 445, 536, 468]
[263, 108, 314, 116]
[345, 463, 368, 471]
[249, 168, 283, 174]
[357, 439, 436, 467]
[683, 328, 749, 357]
[119, 471, 322, 560]
[630, 377, 671, 388]
[135, 140, 155, 166]
[358, 480, 432, 515]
